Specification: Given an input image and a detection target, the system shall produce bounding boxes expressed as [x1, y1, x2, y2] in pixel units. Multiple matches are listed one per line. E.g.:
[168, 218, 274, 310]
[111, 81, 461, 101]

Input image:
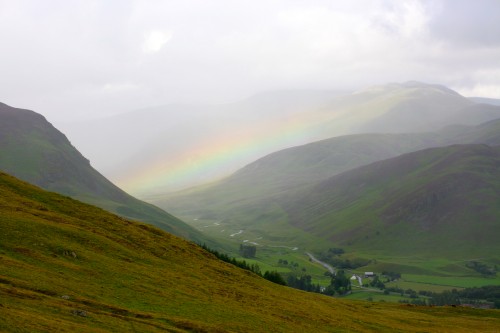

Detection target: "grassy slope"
[1, 172, 500, 332]
[149, 133, 447, 256]
[151, 133, 442, 221]
[284, 144, 500, 258]
[151, 120, 500, 252]
[0, 102, 208, 244]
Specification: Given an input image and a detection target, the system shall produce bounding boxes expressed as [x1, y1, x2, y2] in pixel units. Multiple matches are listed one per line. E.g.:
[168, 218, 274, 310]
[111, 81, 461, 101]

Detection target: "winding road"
[306, 252, 335, 275]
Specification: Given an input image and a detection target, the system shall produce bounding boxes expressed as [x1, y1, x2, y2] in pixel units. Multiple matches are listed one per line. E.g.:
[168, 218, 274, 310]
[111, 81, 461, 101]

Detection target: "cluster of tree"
[466, 261, 497, 276]
[317, 248, 369, 269]
[278, 259, 307, 273]
[321, 257, 370, 269]
[323, 270, 351, 296]
[381, 271, 401, 281]
[286, 274, 322, 293]
[426, 286, 500, 308]
[278, 259, 299, 268]
[383, 287, 404, 295]
[398, 289, 460, 306]
[199, 243, 286, 286]
[239, 244, 257, 258]
[285, 270, 352, 296]
[368, 276, 385, 289]
[327, 247, 345, 256]
[459, 285, 500, 301]
[390, 286, 500, 308]
[263, 271, 287, 285]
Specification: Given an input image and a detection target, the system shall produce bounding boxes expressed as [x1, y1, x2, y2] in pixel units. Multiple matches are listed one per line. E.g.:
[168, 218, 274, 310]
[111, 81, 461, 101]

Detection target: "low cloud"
[142, 30, 173, 54]
[0, 0, 499, 122]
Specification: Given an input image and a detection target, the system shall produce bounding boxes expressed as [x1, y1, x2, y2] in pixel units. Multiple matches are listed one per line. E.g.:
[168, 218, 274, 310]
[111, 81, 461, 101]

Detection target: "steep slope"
[282, 144, 500, 258]
[0, 102, 205, 242]
[1, 171, 500, 332]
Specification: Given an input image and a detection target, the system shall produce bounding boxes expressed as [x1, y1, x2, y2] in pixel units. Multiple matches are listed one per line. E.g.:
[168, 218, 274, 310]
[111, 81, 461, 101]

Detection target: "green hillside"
[151, 120, 500, 243]
[1, 171, 500, 332]
[283, 144, 500, 258]
[0, 102, 206, 243]
[149, 132, 444, 246]
[150, 121, 500, 288]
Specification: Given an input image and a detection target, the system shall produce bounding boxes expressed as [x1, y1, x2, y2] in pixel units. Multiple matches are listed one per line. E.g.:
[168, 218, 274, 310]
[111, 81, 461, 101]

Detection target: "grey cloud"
[1, 0, 500, 122]
[429, 0, 500, 47]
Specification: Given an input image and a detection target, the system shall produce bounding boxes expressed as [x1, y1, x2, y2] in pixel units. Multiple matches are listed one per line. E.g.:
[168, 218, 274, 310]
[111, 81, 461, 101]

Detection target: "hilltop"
[1, 171, 499, 332]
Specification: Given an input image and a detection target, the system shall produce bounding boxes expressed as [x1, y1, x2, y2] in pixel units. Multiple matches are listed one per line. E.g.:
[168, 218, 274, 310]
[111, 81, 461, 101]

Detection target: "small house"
[364, 272, 375, 278]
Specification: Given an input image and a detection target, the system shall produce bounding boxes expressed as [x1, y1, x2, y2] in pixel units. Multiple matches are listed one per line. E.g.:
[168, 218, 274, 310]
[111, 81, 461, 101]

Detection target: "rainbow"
[118, 110, 343, 195]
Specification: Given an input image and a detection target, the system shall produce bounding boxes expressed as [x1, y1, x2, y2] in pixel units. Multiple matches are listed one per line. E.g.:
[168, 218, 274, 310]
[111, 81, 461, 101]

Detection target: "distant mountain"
[282, 144, 500, 258]
[440, 118, 500, 146]
[61, 82, 500, 194]
[0, 102, 207, 243]
[313, 81, 499, 136]
[3, 171, 497, 332]
[153, 119, 500, 255]
[152, 119, 500, 219]
[469, 97, 500, 106]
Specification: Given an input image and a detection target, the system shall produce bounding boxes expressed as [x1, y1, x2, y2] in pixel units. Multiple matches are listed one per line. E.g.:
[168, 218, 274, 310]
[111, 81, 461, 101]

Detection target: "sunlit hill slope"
[1, 171, 500, 332]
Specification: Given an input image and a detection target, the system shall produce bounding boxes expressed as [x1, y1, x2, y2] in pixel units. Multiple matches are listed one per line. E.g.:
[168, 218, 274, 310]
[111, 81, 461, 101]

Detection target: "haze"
[1, 0, 500, 123]
[2, 0, 500, 194]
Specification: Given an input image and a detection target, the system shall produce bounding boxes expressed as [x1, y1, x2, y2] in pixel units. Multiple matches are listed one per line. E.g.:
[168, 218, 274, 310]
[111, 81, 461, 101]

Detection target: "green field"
[186, 216, 500, 302]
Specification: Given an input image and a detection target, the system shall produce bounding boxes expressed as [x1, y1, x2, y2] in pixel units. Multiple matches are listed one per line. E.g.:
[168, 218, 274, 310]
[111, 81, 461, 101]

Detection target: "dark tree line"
[287, 275, 322, 293]
[427, 286, 500, 308]
[466, 261, 497, 276]
[317, 248, 369, 269]
[381, 271, 401, 281]
[263, 271, 287, 285]
[199, 243, 285, 286]
[395, 286, 500, 308]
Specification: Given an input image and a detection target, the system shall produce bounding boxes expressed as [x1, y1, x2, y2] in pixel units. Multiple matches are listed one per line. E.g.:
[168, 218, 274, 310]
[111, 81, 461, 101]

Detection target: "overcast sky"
[1, 0, 500, 122]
